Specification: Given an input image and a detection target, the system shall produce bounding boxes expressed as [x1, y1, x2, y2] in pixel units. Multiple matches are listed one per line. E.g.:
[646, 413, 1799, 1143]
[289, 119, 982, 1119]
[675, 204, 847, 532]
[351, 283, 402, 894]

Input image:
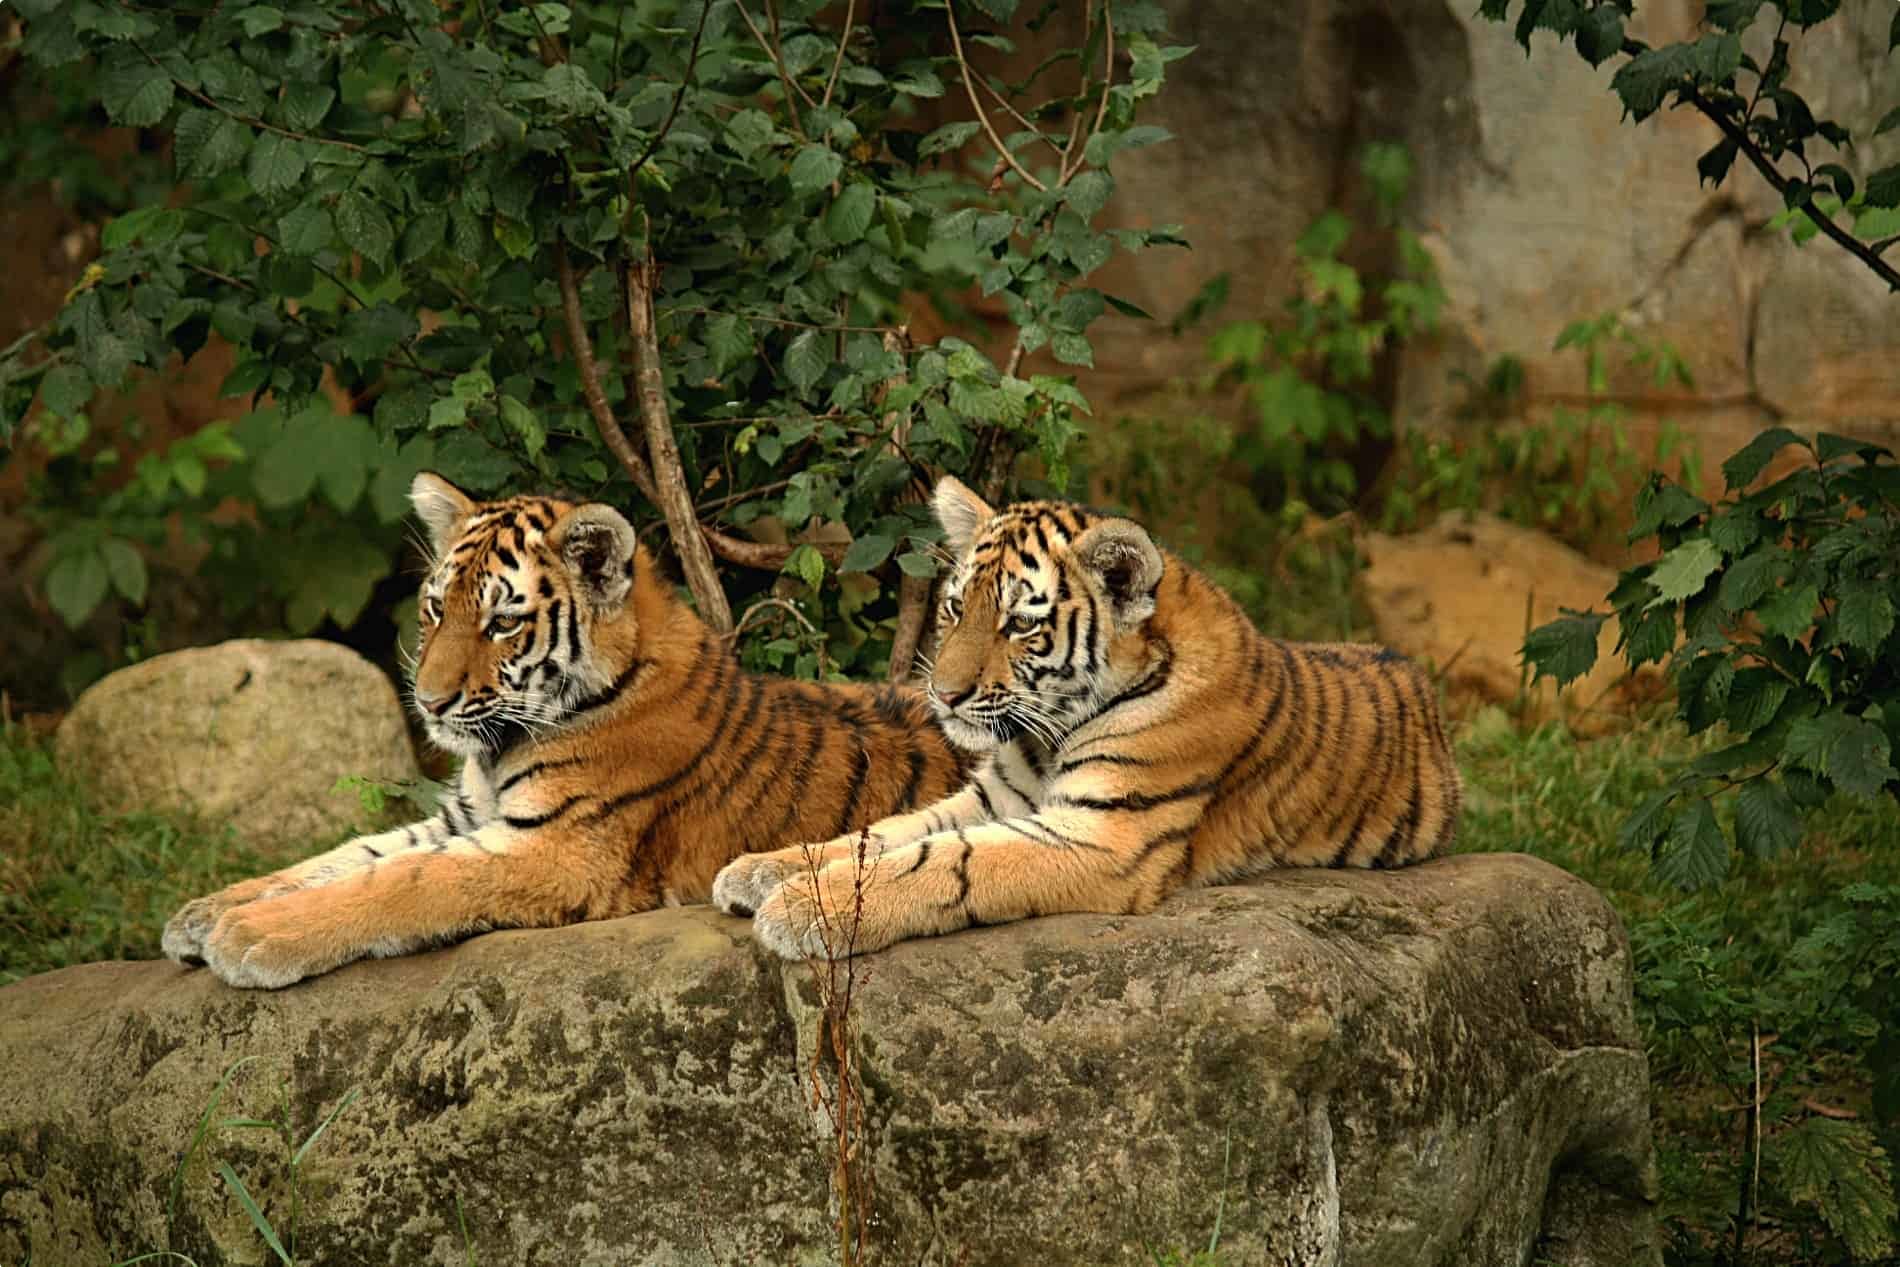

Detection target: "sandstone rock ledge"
[0, 853, 1656, 1267]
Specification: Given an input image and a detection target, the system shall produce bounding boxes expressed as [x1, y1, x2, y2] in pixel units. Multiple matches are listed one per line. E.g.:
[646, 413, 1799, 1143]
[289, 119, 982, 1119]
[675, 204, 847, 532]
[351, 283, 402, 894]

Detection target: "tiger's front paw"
[750, 875, 837, 960]
[161, 878, 283, 966]
[712, 849, 815, 918]
[200, 897, 346, 990]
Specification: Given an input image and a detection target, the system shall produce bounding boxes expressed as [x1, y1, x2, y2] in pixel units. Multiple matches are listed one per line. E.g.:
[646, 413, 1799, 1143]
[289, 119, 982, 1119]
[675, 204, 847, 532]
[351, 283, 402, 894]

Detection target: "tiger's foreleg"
[712, 772, 1012, 917]
[161, 816, 454, 966]
[197, 825, 596, 989]
[749, 806, 1193, 959]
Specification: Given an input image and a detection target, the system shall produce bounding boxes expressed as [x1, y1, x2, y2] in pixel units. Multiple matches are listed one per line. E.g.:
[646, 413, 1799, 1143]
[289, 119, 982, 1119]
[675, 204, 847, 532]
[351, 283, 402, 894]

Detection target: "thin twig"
[728, 595, 819, 642]
[133, 42, 369, 153]
[627, 0, 715, 183]
[625, 249, 735, 631]
[946, 1, 1047, 193]
[819, 0, 856, 111]
[1674, 81, 1900, 291]
[554, 240, 660, 503]
[1059, 0, 1115, 186]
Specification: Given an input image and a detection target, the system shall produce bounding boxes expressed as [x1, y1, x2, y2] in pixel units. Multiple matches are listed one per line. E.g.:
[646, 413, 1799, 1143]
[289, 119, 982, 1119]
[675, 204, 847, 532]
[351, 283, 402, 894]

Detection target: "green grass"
[1453, 707, 1900, 1266]
[0, 725, 266, 985]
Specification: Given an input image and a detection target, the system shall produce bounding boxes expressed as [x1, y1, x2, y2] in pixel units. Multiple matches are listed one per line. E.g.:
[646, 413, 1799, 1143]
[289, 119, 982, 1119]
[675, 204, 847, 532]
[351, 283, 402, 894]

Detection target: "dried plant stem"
[554, 241, 659, 504]
[625, 251, 734, 631]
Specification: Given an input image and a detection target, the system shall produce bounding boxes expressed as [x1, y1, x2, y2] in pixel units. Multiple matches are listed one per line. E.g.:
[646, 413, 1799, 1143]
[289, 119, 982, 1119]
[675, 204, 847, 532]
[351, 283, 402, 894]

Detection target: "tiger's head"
[407, 471, 640, 758]
[925, 475, 1165, 752]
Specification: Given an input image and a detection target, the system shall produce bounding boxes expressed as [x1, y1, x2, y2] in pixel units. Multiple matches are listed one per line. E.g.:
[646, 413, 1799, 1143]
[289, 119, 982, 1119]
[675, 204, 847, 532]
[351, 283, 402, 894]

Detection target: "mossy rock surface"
[0, 854, 1657, 1266]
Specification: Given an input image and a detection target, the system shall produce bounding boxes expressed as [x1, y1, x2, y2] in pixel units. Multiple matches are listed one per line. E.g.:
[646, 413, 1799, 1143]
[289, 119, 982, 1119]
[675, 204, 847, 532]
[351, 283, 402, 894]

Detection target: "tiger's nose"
[934, 685, 974, 709]
[415, 688, 460, 717]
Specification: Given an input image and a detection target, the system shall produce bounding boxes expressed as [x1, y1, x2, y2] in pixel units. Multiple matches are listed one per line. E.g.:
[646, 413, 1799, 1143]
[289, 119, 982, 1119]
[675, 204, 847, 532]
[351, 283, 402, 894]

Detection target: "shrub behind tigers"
[163, 472, 974, 989]
[715, 476, 1462, 958]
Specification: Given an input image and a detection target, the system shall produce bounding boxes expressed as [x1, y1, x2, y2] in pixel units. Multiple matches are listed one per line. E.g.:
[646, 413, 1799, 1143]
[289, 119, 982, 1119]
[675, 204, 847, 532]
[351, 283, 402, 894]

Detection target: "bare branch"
[946, 1, 1048, 193]
[625, 251, 736, 631]
[554, 241, 660, 503]
[733, 1, 809, 138]
[819, 0, 856, 111]
[703, 527, 848, 570]
[1060, 0, 1115, 187]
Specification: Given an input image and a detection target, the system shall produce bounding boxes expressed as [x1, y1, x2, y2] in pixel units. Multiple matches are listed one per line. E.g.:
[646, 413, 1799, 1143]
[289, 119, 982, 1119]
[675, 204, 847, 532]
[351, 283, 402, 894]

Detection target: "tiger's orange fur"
[162, 473, 973, 988]
[715, 476, 1462, 958]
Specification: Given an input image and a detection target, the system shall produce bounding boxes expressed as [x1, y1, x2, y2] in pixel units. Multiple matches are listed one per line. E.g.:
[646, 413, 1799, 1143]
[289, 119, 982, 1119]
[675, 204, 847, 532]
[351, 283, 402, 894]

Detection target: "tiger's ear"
[933, 474, 995, 557]
[410, 471, 476, 558]
[1074, 519, 1164, 628]
[547, 503, 638, 611]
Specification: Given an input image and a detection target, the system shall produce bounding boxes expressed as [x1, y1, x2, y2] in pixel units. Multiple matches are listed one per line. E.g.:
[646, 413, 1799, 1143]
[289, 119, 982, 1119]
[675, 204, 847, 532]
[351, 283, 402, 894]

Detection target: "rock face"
[55, 638, 419, 857]
[0, 854, 1657, 1267]
[1358, 512, 1665, 734]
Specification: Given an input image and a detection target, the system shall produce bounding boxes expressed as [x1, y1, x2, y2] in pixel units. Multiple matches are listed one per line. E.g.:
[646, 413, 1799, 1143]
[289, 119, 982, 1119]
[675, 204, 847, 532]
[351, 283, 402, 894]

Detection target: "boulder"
[54, 638, 419, 858]
[1358, 513, 1664, 734]
[0, 853, 1657, 1266]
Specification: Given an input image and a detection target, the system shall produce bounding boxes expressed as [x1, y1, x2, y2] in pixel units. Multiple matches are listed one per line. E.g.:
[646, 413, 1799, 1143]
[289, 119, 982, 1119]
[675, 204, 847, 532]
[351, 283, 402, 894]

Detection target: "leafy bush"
[2, 0, 1188, 692]
[1525, 429, 1898, 885]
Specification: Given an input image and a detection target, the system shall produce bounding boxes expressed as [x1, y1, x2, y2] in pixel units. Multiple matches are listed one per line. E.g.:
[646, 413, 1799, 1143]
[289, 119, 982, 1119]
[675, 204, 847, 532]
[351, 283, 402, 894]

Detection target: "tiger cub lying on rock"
[163, 473, 973, 989]
[715, 476, 1463, 959]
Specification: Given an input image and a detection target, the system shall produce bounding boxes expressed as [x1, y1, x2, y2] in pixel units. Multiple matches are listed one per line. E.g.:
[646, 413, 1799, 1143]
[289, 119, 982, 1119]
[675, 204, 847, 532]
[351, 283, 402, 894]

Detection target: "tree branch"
[702, 527, 848, 569]
[554, 240, 660, 504]
[1679, 86, 1900, 292]
[819, 0, 856, 111]
[946, 1, 1047, 193]
[874, 326, 934, 684]
[624, 250, 735, 631]
[733, 0, 812, 138]
[1059, 0, 1114, 186]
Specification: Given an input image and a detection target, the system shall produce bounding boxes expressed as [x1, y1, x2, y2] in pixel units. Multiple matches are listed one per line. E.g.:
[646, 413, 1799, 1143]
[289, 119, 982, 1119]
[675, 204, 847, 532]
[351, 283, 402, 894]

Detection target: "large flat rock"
[0, 854, 1657, 1266]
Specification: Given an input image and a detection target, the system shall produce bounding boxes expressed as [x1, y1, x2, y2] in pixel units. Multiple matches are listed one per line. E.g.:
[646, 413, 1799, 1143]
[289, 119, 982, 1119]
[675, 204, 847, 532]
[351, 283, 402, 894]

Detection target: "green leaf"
[891, 65, 945, 98]
[1877, 106, 1900, 138]
[838, 532, 895, 573]
[499, 395, 545, 460]
[1734, 778, 1800, 859]
[1521, 610, 1605, 686]
[1865, 163, 1900, 210]
[825, 182, 876, 244]
[1716, 548, 1784, 612]
[41, 364, 93, 417]
[1646, 538, 1722, 607]
[1653, 798, 1729, 891]
[187, 115, 251, 179]
[100, 63, 174, 127]
[245, 133, 307, 198]
[1774, 1118, 1898, 1261]
[1610, 44, 1693, 121]
[1724, 668, 1790, 732]
[917, 120, 981, 159]
[783, 329, 828, 394]
[1050, 332, 1094, 367]
[282, 83, 336, 132]
[1786, 711, 1898, 798]
[1757, 583, 1820, 641]
[704, 314, 753, 377]
[896, 550, 939, 578]
[1573, 4, 1625, 65]
[789, 145, 843, 195]
[335, 192, 395, 268]
[278, 203, 335, 256]
[1836, 585, 1895, 653]
[100, 539, 148, 606]
[782, 542, 826, 591]
[726, 108, 778, 156]
[1064, 170, 1115, 219]
[45, 549, 110, 629]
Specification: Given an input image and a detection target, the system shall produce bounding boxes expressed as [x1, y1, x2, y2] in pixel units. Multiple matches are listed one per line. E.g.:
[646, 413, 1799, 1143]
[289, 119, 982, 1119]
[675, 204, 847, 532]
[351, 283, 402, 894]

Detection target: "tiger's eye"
[1005, 613, 1038, 636]
[487, 614, 522, 637]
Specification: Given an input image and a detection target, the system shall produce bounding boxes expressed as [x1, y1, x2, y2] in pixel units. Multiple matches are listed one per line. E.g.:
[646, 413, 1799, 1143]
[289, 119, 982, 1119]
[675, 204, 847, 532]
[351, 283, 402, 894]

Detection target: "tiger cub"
[162, 472, 974, 989]
[714, 475, 1462, 959]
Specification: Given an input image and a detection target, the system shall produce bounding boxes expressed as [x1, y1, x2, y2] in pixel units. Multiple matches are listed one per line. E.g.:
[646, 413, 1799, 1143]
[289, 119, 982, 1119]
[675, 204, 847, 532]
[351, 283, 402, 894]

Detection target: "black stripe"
[972, 778, 997, 819]
[570, 655, 648, 714]
[902, 840, 933, 875]
[894, 747, 927, 818]
[505, 794, 586, 830]
[1057, 777, 1215, 813]
[1012, 816, 1110, 853]
[830, 737, 872, 838]
[496, 756, 584, 795]
[944, 838, 974, 910]
[1098, 638, 1173, 713]
[1056, 751, 1155, 775]
[1115, 824, 1194, 878]
[558, 597, 580, 666]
